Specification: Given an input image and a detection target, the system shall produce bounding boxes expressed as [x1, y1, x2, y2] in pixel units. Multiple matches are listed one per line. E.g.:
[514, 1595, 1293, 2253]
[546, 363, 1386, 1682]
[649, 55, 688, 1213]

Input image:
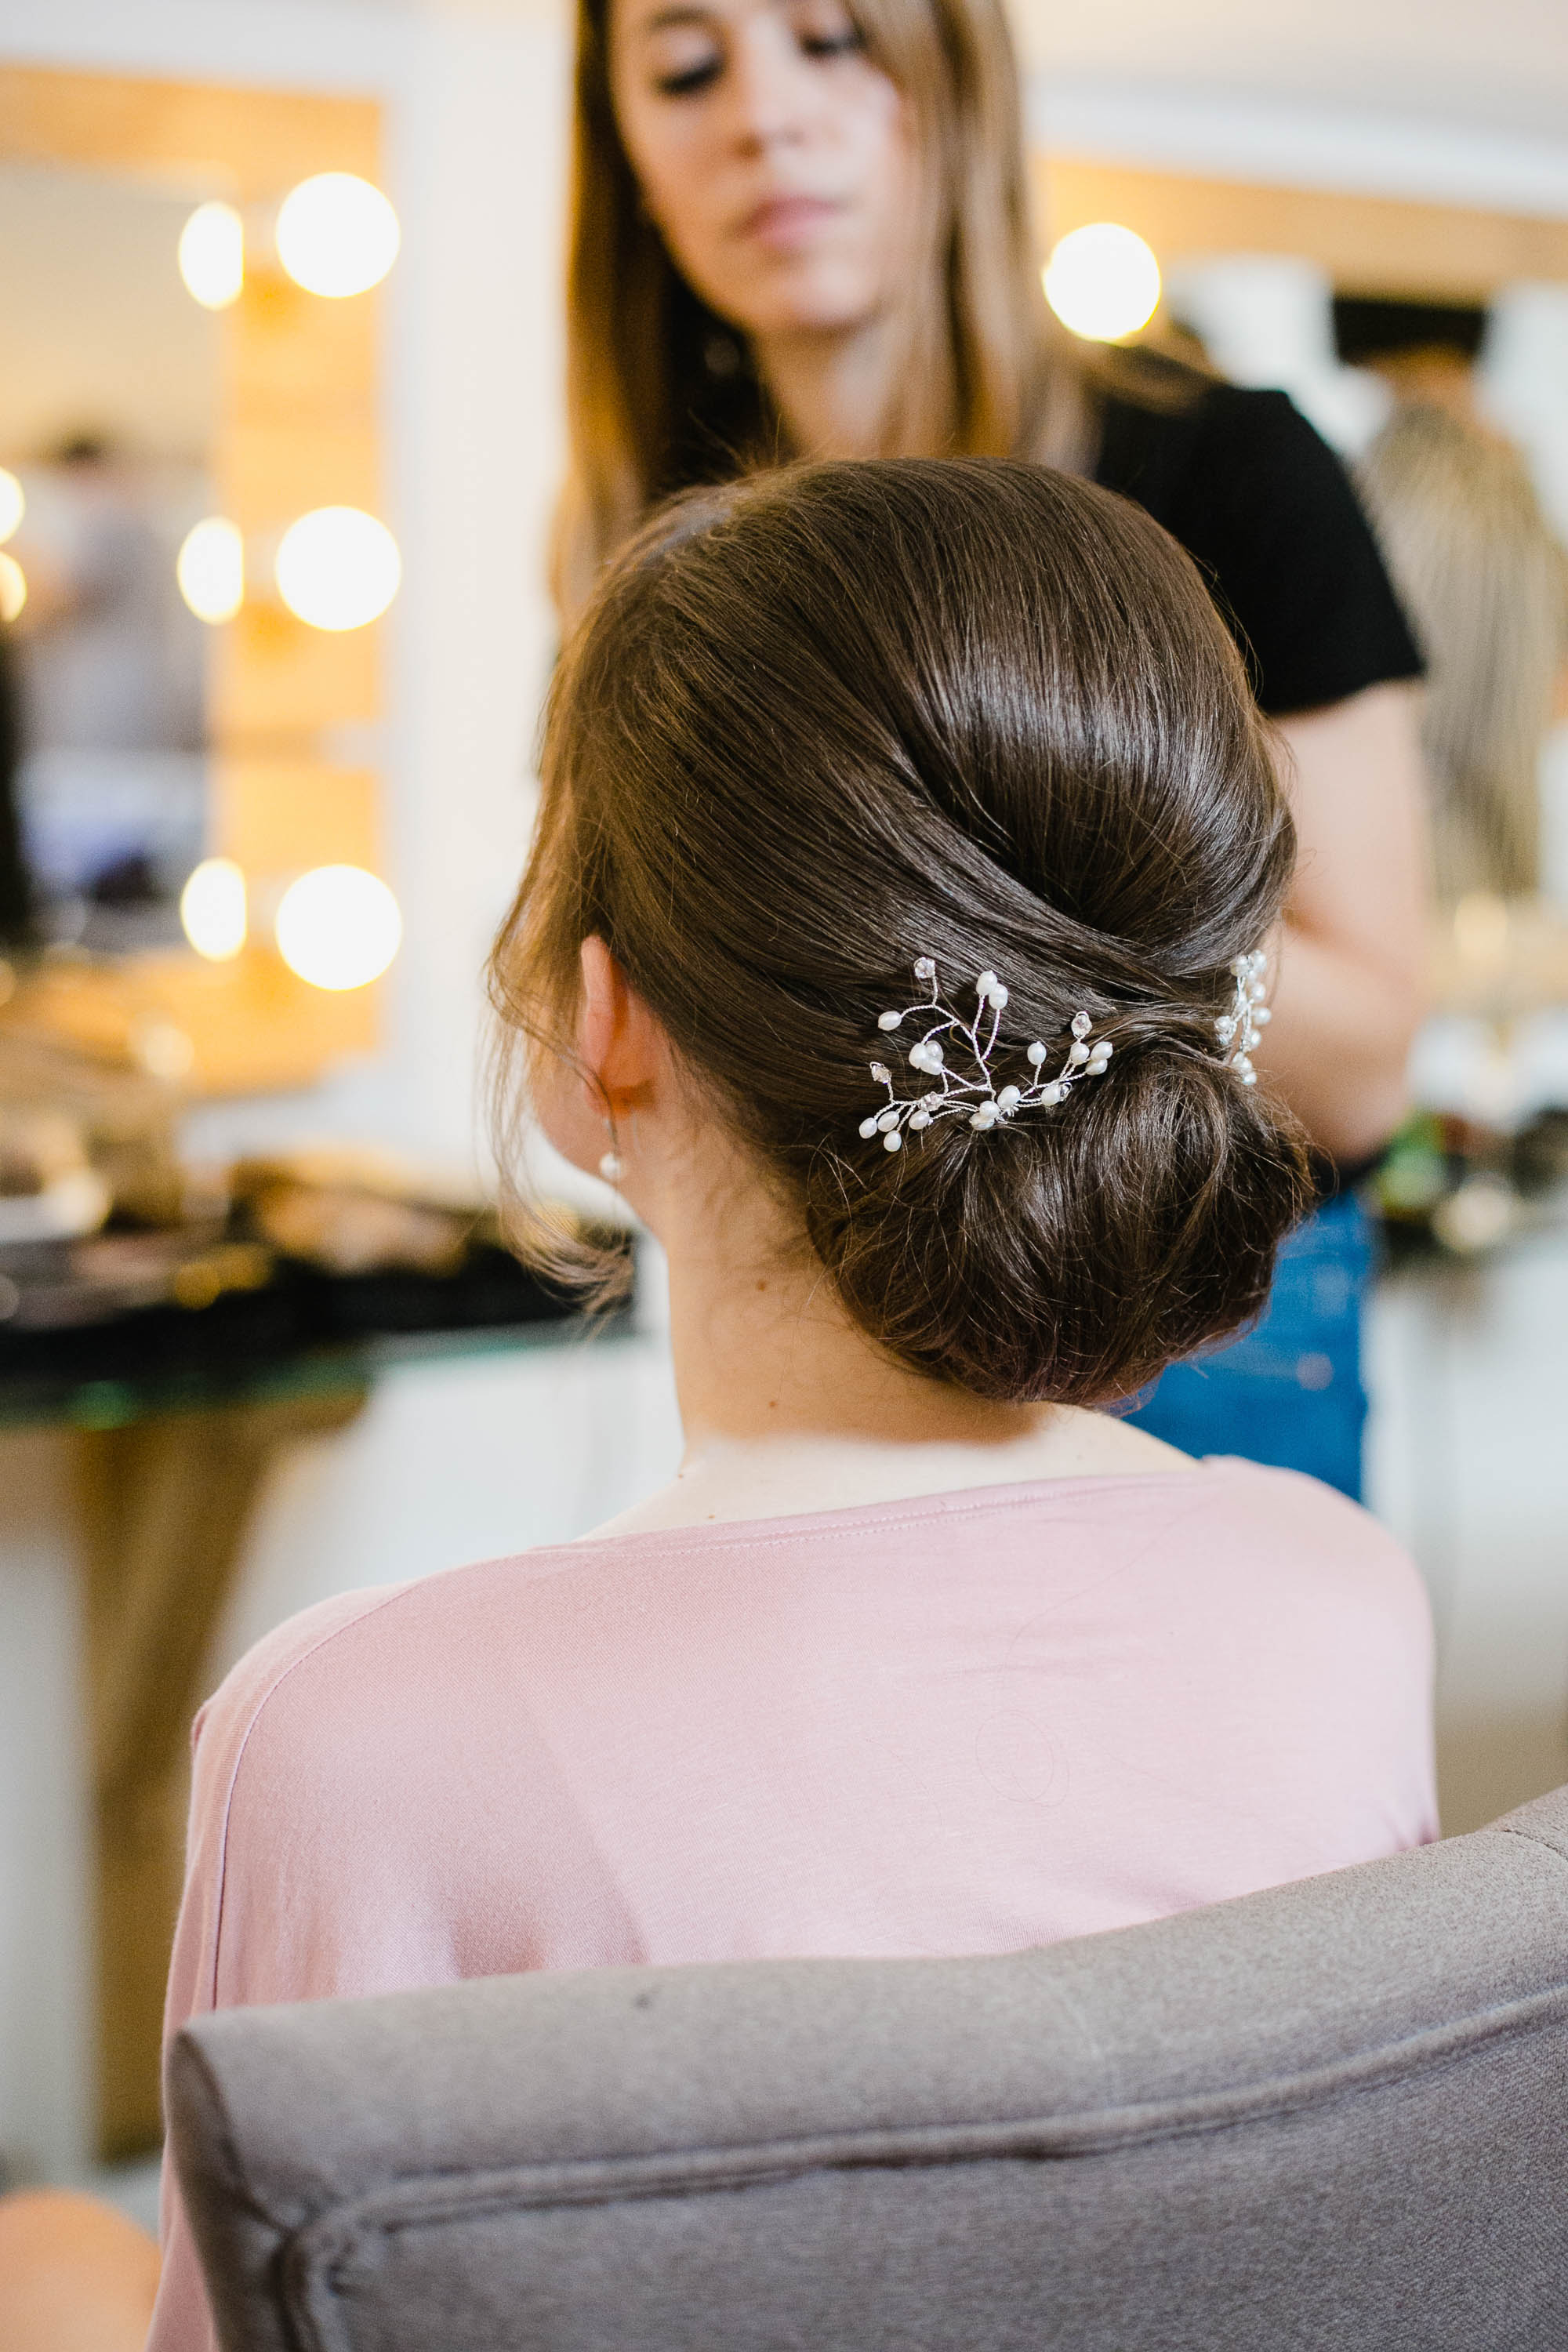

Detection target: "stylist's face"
[608, 0, 916, 339]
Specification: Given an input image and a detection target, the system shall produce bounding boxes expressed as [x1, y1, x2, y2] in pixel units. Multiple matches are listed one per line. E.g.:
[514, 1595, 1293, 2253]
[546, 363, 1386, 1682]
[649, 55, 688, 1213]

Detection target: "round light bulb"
[176, 516, 245, 623]
[274, 506, 400, 632]
[178, 201, 245, 309]
[1044, 223, 1162, 343]
[274, 865, 401, 990]
[180, 857, 249, 961]
[274, 173, 400, 299]
[0, 469, 23, 545]
[0, 553, 26, 624]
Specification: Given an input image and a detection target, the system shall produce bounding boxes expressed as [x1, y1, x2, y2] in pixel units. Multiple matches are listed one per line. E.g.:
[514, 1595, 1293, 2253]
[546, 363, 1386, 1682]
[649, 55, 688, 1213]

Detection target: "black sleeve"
[1097, 384, 1425, 719]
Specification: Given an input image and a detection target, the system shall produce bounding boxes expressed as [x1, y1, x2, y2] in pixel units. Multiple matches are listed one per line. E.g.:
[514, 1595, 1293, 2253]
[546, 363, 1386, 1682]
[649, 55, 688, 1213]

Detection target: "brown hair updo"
[492, 459, 1314, 1406]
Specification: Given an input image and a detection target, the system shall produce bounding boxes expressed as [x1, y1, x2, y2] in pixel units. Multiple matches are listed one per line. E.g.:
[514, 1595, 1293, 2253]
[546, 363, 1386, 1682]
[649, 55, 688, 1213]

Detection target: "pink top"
[151, 1459, 1436, 2348]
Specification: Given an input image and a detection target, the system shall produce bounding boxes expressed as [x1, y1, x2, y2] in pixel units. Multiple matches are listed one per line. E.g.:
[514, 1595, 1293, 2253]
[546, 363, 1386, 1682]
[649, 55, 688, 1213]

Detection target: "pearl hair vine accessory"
[858, 956, 1112, 1152]
[1216, 949, 1271, 1085]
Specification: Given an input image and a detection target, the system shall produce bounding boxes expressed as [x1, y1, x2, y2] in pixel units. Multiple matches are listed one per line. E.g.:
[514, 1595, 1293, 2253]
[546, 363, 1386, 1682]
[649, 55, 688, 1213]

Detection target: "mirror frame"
[1036, 152, 1568, 308]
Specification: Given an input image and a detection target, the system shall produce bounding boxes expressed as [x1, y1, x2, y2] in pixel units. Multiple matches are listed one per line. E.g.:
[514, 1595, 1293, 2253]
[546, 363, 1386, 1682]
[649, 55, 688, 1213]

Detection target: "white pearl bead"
[1040, 1082, 1065, 1105]
[989, 983, 1009, 1008]
[1242, 1071, 1258, 1086]
[883, 1128, 903, 1151]
[598, 1151, 625, 1182]
[1026, 1042, 1047, 1065]
[877, 1011, 902, 1031]
[975, 970, 998, 997]
[1068, 1040, 1089, 1065]
[1253, 1005, 1272, 1025]
[996, 1084, 1021, 1109]
[858, 1117, 879, 1140]
[909, 1109, 931, 1129]
[877, 1109, 899, 1132]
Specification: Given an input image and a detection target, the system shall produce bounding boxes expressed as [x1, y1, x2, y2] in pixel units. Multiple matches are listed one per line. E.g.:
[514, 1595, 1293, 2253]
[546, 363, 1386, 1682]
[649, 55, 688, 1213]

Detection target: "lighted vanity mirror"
[0, 161, 220, 955]
[0, 66, 394, 1094]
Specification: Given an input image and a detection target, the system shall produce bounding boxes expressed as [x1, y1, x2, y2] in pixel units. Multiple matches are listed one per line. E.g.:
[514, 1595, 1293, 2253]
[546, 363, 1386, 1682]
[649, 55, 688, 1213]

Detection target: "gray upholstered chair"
[169, 1784, 1568, 2352]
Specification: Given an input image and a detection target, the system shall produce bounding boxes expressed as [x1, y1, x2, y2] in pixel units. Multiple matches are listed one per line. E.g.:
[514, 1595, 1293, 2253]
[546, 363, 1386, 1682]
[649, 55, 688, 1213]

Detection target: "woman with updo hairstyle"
[142, 459, 1436, 2352]
[557, 0, 1434, 1500]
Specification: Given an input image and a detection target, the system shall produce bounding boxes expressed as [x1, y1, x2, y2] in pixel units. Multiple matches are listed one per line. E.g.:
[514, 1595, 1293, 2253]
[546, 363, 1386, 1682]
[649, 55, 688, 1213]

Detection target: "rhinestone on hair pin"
[858, 956, 1112, 1152]
[1215, 949, 1271, 1086]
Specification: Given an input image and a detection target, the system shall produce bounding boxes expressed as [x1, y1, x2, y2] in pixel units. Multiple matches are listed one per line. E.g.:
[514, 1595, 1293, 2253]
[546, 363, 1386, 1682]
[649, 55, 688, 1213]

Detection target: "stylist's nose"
[721, 21, 810, 154]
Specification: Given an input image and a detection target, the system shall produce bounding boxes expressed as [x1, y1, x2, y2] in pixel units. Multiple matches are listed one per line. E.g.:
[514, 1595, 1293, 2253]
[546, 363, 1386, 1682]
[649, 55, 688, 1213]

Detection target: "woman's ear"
[579, 935, 664, 1115]
[531, 937, 667, 1183]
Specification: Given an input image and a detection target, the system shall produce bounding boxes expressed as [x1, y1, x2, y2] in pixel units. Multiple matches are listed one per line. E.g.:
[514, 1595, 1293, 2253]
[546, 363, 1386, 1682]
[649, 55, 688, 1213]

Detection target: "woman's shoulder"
[191, 1548, 585, 1795]
[1095, 372, 1423, 715]
[1192, 1457, 1433, 1639]
[1096, 370, 1331, 506]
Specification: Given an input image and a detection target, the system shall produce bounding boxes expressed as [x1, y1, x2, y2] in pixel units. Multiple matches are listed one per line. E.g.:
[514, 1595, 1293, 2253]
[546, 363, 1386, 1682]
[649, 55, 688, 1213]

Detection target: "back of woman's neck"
[579, 1237, 1194, 1542]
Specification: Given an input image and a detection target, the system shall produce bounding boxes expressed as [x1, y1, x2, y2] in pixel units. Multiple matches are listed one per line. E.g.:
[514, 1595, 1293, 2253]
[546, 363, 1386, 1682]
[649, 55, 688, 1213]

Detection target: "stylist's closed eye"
[640, 4, 863, 102]
[639, 3, 865, 96]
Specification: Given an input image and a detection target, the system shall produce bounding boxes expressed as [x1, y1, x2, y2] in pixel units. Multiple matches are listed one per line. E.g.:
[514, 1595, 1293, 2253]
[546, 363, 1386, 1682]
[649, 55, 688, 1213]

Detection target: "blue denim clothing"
[1122, 1191, 1373, 1501]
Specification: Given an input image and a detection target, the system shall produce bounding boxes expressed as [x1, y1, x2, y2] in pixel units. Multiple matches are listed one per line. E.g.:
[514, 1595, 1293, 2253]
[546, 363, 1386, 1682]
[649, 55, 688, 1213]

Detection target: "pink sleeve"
[147, 1588, 407, 2352]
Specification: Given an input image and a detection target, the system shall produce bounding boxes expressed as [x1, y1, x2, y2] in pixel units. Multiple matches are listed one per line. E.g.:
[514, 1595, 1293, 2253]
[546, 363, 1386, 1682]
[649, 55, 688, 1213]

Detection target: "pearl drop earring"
[598, 1148, 625, 1183]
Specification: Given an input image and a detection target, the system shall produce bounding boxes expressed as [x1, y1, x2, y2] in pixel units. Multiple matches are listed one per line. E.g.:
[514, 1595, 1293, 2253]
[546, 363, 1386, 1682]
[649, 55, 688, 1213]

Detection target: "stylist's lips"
[740, 195, 840, 252]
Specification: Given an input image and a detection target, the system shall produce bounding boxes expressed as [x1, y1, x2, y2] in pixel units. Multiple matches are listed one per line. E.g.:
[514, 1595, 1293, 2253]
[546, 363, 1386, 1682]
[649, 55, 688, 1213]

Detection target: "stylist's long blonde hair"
[555, 0, 1073, 619]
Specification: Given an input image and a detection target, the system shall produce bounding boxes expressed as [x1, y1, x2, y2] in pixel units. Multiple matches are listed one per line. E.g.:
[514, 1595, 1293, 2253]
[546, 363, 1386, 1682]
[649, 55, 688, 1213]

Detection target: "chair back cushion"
[169, 1786, 1568, 2352]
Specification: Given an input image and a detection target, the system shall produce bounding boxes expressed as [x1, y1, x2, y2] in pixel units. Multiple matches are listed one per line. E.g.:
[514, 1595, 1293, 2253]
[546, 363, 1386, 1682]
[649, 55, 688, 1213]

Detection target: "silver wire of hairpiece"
[1215, 949, 1271, 1086]
[858, 957, 1112, 1152]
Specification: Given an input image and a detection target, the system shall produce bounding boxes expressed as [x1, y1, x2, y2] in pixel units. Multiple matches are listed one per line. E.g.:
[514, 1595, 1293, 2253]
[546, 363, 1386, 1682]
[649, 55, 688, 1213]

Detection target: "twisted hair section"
[492, 458, 1313, 1403]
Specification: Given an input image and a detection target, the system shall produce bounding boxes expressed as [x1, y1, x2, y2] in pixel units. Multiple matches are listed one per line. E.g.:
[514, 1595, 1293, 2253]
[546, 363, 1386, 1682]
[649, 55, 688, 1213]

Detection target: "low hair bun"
[811, 1007, 1312, 1404]
[492, 457, 1315, 1404]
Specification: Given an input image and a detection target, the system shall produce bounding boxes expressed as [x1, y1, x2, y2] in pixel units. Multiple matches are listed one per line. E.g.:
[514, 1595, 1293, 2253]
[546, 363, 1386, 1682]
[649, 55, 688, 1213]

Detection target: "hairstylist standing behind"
[558, 0, 1428, 1497]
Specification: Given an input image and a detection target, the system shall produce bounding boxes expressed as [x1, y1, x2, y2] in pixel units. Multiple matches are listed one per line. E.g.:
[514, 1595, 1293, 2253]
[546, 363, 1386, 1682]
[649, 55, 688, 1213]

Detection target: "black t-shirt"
[1095, 381, 1423, 717]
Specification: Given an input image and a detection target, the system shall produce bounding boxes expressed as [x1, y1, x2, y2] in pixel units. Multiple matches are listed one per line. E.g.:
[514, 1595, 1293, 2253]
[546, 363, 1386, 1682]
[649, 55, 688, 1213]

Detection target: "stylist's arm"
[1269, 681, 1429, 1162]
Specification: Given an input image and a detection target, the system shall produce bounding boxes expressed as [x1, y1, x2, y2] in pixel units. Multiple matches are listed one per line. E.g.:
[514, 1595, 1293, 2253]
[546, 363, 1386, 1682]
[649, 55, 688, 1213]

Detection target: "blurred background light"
[180, 856, 248, 960]
[128, 1014, 196, 1082]
[274, 505, 401, 630]
[177, 200, 245, 309]
[1044, 223, 1162, 343]
[274, 173, 399, 299]
[0, 469, 23, 545]
[274, 864, 401, 989]
[0, 552, 27, 623]
[176, 515, 245, 623]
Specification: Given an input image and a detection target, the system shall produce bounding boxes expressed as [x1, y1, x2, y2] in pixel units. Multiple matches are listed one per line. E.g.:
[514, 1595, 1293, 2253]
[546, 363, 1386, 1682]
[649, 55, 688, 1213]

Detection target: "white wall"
[1011, 0, 1568, 154]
